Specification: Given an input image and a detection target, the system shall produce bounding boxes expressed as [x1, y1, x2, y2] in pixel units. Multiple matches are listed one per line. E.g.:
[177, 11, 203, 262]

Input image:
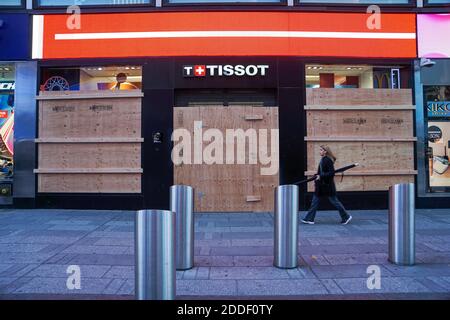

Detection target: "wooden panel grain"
[38, 143, 141, 169]
[307, 141, 415, 173]
[306, 110, 413, 138]
[38, 173, 141, 193]
[251, 106, 279, 212]
[39, 97, 141, 138]
[306, 88, 412, 105]
[173, 106, 279, 212]
[307, 175, 415, 192]
[37, 94, 143, 194]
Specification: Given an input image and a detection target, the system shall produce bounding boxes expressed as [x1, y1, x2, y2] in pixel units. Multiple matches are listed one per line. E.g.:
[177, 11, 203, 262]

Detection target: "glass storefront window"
[0, 64, 15, 185]
[426, 0, 450, 3]
[305, 64, 410, 89]
[168, 0, 280, 2]
[39, 66, 142, 92]
[299, 0, 409, 3]
[425, 86, 450, 193]
[38, 0, 150, 6]
[0, 0, 22, 6]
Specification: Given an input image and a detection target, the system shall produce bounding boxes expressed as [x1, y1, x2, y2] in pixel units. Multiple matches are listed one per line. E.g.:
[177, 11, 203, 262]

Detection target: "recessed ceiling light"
[98, 67, 103, 71]
[125, 67, 130, 70]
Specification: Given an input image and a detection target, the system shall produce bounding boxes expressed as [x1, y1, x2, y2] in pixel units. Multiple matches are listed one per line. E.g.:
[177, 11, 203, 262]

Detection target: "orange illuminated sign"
[33, 12, 417, 59]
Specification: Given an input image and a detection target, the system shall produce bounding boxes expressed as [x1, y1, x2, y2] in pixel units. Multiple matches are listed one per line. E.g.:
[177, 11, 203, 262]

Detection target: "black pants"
[304, 194, 350, 222]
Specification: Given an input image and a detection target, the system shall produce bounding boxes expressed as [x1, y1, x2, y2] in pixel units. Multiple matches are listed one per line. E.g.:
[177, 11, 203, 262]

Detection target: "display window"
[303, 63, 415, 194]
[305, 64, 410, 89]
[0, 64, 15, 184]
[425, 85, 450, 192]
[39, 66, 142, 92]
[37, 0, 151, 6]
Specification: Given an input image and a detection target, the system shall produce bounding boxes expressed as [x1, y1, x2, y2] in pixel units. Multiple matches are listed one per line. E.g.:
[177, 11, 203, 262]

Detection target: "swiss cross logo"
[194, 65, 206, 77]
[0, 111, 8, 118]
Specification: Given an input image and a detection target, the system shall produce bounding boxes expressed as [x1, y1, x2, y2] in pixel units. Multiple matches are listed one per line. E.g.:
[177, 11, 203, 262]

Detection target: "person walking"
[301, 145, 352, 225]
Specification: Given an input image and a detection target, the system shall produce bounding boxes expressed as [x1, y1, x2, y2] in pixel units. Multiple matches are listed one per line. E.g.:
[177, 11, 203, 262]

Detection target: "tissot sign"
[183, 65, 269, 77]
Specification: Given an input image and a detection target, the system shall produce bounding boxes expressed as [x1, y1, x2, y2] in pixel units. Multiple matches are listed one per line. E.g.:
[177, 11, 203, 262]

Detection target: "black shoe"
[341, 215, 352, 225]
[301, 219, 315, 225]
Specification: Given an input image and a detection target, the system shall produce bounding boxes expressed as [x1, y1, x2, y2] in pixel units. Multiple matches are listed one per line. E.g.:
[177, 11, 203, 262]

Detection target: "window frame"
[33, 0, 155, 10]
[162, 0, 287, 7]
[295, 0, 415, 7]
[0, 0, 25, 9]
[424, 0, 450, 7]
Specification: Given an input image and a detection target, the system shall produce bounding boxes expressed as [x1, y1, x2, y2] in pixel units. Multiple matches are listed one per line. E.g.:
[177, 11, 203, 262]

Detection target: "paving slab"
[237, 279, 329, 296]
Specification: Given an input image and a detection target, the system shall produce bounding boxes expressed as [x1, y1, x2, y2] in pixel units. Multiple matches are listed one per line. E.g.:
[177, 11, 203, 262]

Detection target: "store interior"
[426, 85, 450, 190]
[305, 64, 409, 89]
[0, 63, 14, 181]
[40, 66, 142, 92]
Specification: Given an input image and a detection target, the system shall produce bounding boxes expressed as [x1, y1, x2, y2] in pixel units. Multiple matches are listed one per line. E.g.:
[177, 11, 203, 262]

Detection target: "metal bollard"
[274, 185, 299, 269]
[135, 210, 175, 300]
[388, 183, 415, 266]
[170, 185, 194, 270]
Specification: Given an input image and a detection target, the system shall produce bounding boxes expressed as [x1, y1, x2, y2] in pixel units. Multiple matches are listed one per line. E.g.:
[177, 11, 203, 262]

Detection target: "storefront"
[0, 13, 33, 206]
[415, 14, 450, 208]
[30, 11, 417, 211]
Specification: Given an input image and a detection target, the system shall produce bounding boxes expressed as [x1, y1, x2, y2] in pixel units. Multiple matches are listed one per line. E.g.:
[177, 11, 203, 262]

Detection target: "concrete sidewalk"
[0, 209, 449, 299]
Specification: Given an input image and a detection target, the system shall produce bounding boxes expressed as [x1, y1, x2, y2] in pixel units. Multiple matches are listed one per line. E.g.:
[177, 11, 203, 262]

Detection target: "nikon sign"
[183, 64, 269, 77]
[0, 82, 15, 91]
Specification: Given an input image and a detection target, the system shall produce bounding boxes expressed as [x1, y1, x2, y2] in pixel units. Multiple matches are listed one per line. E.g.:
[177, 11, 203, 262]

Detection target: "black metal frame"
[423, 0, 450, 7]
[28, 0, 421, 12]
[161, 0, 287, 7]
[295, 0, 416, 8]
[32, 0, 155, 10]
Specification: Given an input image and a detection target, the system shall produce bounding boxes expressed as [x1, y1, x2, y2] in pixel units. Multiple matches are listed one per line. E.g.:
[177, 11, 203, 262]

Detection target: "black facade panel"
[142, 58, 174, 90]
[278, 87, 305, 186]
[35, 195, 144, 210]
[303, 192, 389, 211]
[142, 88, 174, 210]
[278, 58, 302, 88]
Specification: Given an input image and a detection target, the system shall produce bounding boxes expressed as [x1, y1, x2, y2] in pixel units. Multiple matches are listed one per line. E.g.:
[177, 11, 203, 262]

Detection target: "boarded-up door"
[174, 106, 279, 212]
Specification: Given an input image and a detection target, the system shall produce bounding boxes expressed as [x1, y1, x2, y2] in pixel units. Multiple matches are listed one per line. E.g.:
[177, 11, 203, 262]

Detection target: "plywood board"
[306, 88, 412, 105]
[38, 97, 141, 138]
[38, 143, 141, 169]
[307, 141, 415, 173]
[38, 173, 141, 193]
[37, 94, 143, 194]
[306, 110, 413, 138]
[173, 106, 279, 212]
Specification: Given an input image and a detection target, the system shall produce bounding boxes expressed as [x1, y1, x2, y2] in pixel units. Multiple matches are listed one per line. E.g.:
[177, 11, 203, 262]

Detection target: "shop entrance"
[173, 90, 279, 212]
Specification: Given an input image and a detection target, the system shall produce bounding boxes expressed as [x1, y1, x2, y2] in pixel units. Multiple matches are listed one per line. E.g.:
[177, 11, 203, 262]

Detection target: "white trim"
[32, 15, 44, 59]
[54, 30, 416, 41]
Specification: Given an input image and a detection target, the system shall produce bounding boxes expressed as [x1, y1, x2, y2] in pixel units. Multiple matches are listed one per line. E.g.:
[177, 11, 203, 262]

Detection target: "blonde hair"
[320, 145, 337, 163]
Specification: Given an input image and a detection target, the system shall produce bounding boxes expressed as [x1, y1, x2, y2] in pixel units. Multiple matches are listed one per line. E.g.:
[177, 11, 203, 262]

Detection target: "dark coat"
[314, 156, 337, 196]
